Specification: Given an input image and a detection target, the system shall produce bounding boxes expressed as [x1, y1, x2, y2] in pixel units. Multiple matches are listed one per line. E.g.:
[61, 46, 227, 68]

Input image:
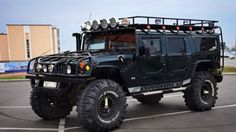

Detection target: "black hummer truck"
[26, 16, 224, 131]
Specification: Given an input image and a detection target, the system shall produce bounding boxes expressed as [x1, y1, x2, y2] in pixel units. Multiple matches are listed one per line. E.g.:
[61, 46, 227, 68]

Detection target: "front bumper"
[25, 74, 95, 83]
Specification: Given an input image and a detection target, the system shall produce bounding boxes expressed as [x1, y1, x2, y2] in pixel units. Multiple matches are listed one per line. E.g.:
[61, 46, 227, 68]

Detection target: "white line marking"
[124, 103, 236, 122]
[58, 118, 65, 132]
[62, 104, 236, 130]
[0, 106, 31, 109]
[0, 104, 236, 131]
[124, 110, 191, 122]
[214, 104, 236, 109]
[64, 126, 83, 131]
[0, 94, 183, 109]
[0, 127, 57, 131]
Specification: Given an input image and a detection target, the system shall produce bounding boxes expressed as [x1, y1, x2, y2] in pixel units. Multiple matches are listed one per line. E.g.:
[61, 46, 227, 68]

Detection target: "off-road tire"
[136, 94, 163, 104]
[30, 90, 73, 120]
[77, 79, 127, 132]
[184, 72, 218, 111]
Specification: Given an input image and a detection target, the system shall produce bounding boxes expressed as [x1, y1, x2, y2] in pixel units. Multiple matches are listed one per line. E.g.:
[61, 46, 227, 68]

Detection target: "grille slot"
[56, 64, 66, 74]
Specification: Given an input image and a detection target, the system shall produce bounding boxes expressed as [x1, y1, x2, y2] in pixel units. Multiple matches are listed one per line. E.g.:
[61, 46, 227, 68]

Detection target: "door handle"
[162, 62, 166, 66]
[160, 56, 165, 66]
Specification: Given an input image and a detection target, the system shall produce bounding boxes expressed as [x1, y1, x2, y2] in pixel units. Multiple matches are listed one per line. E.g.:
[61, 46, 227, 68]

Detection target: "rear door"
[166, 36, 191, 81]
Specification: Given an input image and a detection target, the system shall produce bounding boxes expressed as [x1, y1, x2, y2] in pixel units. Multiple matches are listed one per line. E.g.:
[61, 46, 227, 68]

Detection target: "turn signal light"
[79, 61, 86, 69]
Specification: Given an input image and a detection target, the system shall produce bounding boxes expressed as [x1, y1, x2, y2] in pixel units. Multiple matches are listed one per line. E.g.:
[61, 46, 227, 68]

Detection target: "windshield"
[84, 30, 136, 53]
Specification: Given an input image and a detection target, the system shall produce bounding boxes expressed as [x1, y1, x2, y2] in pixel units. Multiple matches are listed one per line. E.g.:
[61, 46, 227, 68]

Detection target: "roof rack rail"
[119, 16, 218, 31]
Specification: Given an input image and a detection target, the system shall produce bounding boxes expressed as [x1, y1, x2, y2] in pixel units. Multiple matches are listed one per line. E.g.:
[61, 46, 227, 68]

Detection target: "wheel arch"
[91, 65, 130, 95]
[191, 60, 214, 77]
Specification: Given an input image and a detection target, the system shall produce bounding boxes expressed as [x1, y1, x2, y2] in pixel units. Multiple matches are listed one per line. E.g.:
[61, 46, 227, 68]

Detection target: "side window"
[140, 38, 162, 56]
[194, 37, 217, 52]
[167, 37, 186, 54]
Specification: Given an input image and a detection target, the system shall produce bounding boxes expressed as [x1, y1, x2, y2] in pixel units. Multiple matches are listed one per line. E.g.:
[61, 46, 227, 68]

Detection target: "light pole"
[234, 31, 236, 60]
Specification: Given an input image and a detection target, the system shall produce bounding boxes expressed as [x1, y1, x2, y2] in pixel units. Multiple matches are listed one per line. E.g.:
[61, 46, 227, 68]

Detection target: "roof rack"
[119, 16, 218, 31]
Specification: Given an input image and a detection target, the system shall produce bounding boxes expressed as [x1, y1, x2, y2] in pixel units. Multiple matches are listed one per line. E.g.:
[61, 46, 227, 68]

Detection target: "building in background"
[0, 24, 60, 62]
[0, 33, 9, 61]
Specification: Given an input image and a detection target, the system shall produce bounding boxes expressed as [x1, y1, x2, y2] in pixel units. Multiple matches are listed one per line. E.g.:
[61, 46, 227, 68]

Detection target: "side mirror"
[72, 33, 81, 51]
[119, 56, 126, 66]
[222, 42, 226, 50]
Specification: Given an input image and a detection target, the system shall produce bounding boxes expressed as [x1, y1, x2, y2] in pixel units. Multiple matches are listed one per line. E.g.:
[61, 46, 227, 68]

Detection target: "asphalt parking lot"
[0, 75, 236, 132]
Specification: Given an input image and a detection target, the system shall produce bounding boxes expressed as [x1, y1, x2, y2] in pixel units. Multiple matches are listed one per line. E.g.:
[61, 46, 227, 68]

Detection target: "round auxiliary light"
[82, 21, 92, 31]
[66, 65, 72, 74]
[92, 20, 100, 30]
[121, 18, 129, 27]
[43, 65, 47, 72]
[100, 19, 109, 29]
[36, 64, 42, 72]
[48, 64, 54, 73]
[109, 17, 118, 28]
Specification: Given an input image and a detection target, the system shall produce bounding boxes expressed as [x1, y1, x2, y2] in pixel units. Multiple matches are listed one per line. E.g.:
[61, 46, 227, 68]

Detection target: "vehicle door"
[166, 35, 191, 81]
[138, 35, 167, 85]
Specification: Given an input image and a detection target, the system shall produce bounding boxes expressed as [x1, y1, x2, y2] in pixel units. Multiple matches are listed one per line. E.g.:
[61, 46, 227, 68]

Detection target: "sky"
[0, 0, 236, 51]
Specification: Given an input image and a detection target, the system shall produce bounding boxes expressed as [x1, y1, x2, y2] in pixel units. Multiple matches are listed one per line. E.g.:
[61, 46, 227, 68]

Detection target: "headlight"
[67, 65, 72, 74]
[43, 65, 47, 72]
[36, 64, 42, 72]
[48, 64, 54, 73]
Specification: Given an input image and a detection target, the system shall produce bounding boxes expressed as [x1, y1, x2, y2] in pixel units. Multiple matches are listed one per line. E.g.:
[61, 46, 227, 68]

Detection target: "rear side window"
[194, 37, 217, 52]
[167, 37, 186, 54]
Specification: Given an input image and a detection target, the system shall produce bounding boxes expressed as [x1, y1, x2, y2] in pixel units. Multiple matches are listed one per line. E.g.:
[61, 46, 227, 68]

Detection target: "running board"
[128, 79, 191, 94]
[133, 87, 187, 97]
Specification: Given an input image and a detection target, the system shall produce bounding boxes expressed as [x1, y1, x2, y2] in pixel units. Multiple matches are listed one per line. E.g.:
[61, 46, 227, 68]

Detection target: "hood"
[92, 53, 133, 66]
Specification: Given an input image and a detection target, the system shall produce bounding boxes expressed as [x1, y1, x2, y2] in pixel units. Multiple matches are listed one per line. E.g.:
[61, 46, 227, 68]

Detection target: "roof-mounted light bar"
[81, 17, 129, 31]
[81, 16, 218, 33]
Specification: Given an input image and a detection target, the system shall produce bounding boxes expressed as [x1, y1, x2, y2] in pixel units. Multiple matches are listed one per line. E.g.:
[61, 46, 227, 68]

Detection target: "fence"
[0, 61, 28, 73]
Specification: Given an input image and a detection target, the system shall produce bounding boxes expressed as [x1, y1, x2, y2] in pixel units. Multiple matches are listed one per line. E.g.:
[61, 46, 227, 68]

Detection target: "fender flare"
[191, 60, 213, 77]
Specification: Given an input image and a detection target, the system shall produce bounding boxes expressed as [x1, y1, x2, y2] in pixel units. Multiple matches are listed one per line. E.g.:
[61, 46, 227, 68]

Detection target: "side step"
[133, 87, 186, 98]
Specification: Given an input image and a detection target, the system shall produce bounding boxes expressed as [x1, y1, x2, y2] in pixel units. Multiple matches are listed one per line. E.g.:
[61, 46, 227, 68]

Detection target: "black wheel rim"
[200, 81, 213, 103]
[97, 93, 118, 119]
[45, 94, 62, 108]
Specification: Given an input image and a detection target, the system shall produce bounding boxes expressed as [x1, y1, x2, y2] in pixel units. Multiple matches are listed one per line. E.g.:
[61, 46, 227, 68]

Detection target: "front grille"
[56, 64, 66, 74]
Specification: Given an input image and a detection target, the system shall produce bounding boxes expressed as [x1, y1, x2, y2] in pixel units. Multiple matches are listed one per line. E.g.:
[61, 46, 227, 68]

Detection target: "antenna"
[88, 12, 92, 21]
[235, 31, 236, 58]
